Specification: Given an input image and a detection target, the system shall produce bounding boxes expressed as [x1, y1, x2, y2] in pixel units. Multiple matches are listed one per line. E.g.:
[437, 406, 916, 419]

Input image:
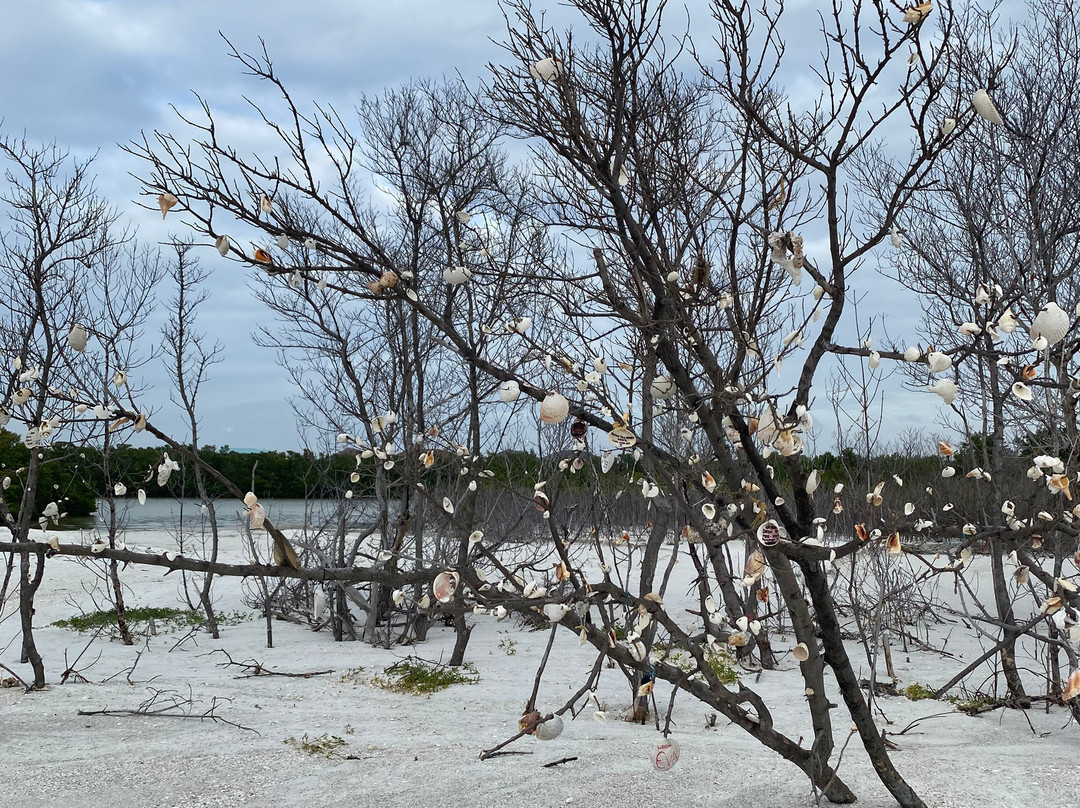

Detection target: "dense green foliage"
[0, 432, 98, 518]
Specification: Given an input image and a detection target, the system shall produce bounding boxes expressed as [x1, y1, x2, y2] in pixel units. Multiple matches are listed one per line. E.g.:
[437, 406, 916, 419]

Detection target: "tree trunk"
[800, 560, 927, 808]
[18, 549, 45, 688]
[988, 537, 1028, 705]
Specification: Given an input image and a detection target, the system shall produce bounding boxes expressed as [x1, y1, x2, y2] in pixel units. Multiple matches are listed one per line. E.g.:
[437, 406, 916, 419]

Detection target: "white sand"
[2, 533, 1077, 808]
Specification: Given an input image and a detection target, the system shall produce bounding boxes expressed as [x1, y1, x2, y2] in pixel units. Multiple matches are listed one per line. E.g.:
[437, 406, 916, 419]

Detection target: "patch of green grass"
[497, 637, 518, 656]
[284, 733, 350, 758]
[903, 682, 937, 701]
[372, 657, 479, 695]
[52, 606, 246, 632]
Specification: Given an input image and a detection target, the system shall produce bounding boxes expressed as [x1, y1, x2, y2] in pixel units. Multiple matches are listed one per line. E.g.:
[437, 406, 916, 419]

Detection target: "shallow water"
[57, 497, 380, 533]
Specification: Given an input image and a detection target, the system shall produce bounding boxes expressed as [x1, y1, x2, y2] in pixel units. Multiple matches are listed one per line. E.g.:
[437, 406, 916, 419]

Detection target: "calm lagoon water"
[59, 498, 379, 533]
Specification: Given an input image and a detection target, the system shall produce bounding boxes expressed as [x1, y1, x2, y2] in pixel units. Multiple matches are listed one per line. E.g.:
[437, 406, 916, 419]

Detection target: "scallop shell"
[539, 392, 570, 424]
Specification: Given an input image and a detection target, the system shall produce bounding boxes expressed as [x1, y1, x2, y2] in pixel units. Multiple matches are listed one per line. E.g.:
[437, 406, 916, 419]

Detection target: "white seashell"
[529, 57, 563, 81]
[941, 466, 956, 478]
[926, 351, 951, 373]
[1012, 382, 1033, 401]
[997, 307, 1018, 333]
[927, 378, 958, 404]
[498, 380, 521, 402]
[941, 117, 956, 136]
[600, 450, 615, 474]
[443, 265, 473, 285]
[792, 642, 810, 662]
[539, 392, 570, 424]
[276, 234, 289, 250]
[652, 738, 680, 771]
[903, 346, 921, 362]
[1030, 302, 1069, 346]
[543, 603, 571, 622]
[535, 714, 564, 740]
[442, 497, 455, 514]
[67, 324, 88, 352]
[958, 322, 981, 337]
[972, 88, 1004, 126]
[650, 376, 675, 400]
[868, 351, 880, 369]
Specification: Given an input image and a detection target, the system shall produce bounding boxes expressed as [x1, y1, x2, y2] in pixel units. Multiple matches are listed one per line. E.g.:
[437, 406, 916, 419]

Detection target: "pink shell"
[433, 571, 460, 604]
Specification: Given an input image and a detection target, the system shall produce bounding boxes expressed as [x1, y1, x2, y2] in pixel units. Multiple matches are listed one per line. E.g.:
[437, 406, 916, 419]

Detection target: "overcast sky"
[1, 0, 977, 453]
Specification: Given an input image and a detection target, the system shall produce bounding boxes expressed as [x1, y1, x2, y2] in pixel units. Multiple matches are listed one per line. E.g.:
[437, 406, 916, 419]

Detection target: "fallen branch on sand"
[77, 686, 258, 733]
[207, 648, 333, 679]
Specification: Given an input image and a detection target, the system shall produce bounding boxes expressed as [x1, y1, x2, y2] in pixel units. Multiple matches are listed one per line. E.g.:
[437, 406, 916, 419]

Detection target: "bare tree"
[0, 137, 128, 686]
[891, 0, 1080, 706]
[4, 2, 1056, 806]
[161, 240, 225, 637]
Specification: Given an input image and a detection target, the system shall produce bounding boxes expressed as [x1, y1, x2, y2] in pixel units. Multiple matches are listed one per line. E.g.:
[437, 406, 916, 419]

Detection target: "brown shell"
[533, 491, 550, 512]
[518, 709, 542, 734]
[886, 531, 902, 556]
[744, 550, 767, 580]
[253, 248, 273, 265]
[380, 270, 400, 288]
[158, 193, 178, 219]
